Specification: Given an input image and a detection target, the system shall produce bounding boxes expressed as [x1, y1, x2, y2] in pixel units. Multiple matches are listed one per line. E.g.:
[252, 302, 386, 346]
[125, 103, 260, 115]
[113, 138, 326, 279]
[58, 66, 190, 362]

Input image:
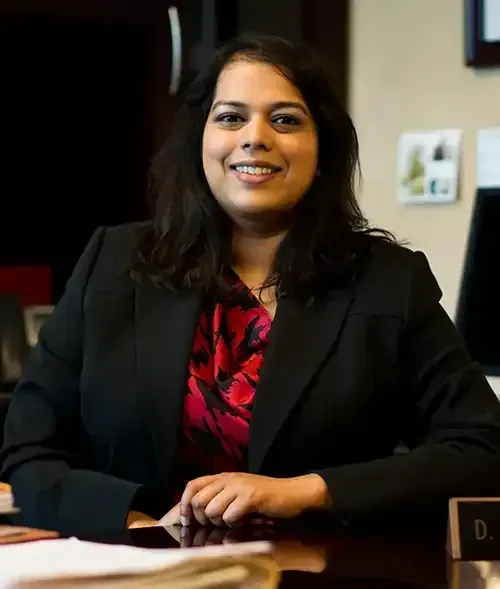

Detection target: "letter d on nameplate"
[475, 518, 488, 540]
[447, 498, 500, 560]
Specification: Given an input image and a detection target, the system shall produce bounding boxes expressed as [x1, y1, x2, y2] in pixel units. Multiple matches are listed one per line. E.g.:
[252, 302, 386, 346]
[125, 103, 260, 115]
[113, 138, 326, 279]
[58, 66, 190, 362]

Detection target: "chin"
[228, 196, 295, 214]
[232, 204, 291, 219]
[225, 204, 297, 231]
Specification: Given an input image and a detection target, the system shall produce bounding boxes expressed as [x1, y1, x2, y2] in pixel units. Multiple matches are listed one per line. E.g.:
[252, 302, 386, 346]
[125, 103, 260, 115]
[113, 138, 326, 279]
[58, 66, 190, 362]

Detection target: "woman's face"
[202, 60, 318, 225]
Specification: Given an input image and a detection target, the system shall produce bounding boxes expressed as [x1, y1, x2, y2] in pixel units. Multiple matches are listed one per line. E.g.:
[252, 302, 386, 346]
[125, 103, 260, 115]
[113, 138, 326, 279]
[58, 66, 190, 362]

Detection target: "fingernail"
[180, 515, 189, 527]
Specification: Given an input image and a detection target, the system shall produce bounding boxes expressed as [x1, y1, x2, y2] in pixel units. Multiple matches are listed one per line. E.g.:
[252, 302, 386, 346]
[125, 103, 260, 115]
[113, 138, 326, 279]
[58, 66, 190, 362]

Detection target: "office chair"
[0, 293, 30, 446]
[0, 293, 30, 390]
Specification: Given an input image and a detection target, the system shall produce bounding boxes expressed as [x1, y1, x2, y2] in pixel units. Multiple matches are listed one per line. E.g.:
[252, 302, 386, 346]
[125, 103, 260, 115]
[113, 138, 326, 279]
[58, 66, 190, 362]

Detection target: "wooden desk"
[79, 520, 450, 589]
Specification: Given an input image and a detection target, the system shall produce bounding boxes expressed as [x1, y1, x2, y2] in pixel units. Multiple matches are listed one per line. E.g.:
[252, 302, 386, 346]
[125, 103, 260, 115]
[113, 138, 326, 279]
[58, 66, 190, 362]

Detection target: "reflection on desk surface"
[164, 525, 327, 574]
[85, 522, 449, 589]
[451, 561, 500, 589]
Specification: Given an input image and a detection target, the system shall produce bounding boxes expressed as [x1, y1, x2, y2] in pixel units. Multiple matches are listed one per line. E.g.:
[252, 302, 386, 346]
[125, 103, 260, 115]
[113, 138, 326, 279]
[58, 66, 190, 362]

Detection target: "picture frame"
[465, 0, 500, 67]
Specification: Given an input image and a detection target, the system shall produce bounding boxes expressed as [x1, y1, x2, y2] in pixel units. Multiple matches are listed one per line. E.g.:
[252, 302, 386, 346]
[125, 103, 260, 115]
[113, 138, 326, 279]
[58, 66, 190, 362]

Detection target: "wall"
[350, 0, 500, 394]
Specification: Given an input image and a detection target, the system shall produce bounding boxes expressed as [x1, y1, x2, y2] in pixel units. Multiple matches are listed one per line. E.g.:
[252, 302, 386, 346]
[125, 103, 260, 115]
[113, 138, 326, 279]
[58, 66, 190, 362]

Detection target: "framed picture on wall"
[465, 0, 500, 67]
[396, 129, 462, 205]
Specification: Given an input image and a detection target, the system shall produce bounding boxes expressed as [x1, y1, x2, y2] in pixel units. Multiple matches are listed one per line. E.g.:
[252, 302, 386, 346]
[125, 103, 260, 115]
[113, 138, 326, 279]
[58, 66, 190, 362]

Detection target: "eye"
[215, 113, 244, 125]
[272, 115, 301, 126]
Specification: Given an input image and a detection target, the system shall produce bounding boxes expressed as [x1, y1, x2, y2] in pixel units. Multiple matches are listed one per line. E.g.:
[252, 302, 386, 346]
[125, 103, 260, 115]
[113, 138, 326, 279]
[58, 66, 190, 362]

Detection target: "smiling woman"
[202, 60, 318, 225]
[2, 33, 500, 536]
[131, 33, 377, 299]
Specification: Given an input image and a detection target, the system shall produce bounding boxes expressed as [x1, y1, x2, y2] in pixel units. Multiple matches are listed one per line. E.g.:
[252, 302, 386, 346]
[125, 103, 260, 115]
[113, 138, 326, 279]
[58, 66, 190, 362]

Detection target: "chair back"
[0, 293, 30, 390]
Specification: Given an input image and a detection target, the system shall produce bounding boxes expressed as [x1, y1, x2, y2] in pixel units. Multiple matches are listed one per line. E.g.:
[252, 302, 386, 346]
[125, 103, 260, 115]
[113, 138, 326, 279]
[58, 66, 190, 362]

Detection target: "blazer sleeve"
[0, 227, 143, 535]
[316, 251, 500, 522]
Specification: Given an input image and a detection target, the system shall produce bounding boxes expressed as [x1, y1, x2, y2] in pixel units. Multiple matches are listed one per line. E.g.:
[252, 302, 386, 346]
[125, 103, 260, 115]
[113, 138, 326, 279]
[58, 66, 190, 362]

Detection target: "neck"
[232, 227, 286, 281]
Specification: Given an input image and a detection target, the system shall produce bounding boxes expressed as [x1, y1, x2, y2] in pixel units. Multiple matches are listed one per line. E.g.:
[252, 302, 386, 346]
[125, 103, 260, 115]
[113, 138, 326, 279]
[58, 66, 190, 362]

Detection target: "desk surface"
[79, 521, 460, 589]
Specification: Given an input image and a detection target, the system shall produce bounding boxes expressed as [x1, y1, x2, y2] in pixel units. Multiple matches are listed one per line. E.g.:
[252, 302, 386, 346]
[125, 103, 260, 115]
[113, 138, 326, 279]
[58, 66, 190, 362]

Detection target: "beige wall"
[350, 0, 500, 394]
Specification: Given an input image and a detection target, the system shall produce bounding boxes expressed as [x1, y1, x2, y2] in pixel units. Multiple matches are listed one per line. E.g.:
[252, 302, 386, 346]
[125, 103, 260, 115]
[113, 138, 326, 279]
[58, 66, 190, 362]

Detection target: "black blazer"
[2, 223, 500, 535]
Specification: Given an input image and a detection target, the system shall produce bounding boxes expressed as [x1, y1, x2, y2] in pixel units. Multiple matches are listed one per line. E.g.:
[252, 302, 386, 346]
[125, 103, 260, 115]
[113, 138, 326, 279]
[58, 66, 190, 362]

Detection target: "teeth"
[234, 165, 275, 175]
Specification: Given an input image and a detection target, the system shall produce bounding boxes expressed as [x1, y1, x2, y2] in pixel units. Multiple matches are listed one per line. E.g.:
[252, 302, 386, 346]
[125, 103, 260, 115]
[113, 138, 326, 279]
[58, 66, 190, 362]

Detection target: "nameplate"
[447, 498, 500, 560]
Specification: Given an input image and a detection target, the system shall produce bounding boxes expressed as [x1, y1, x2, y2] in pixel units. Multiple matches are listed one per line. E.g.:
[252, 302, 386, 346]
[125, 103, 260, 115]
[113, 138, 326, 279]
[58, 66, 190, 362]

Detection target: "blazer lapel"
[248, 287, 356, 473]
[135, 283, 202, 491]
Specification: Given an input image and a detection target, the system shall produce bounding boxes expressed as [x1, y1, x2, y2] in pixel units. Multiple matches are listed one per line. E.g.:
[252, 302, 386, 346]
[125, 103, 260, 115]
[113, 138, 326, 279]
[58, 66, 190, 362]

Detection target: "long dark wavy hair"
[130, 33, 397, 299]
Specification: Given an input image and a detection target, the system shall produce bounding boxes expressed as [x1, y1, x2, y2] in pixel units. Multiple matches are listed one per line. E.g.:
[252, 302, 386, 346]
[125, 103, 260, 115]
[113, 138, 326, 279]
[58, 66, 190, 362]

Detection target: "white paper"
[0, 490, 16, 515]
[0, 538, 272, 587]
[477, 127, 500, 189]
[484, 0, 500, 42]
[158, 503, 181, 526]
[397, 129, 462, 204]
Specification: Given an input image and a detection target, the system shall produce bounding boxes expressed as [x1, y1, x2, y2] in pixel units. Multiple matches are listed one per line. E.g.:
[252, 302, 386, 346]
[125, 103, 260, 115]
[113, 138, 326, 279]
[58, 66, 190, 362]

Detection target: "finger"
[191, 481, 227, 526]
[205, 488, 238, 527]
[206, 527, 226, 545]
[181, 475, 221, 525]
[179, 525, 192, 548]
[192, 527, 210, 547]
[251, 517, 275, 526]
[246, 526, 276, 541]
[222, 530, 240, 544]
[222, 495, 254, 528]
[192, 503, 210, 526]
[191, 481, 226, 511]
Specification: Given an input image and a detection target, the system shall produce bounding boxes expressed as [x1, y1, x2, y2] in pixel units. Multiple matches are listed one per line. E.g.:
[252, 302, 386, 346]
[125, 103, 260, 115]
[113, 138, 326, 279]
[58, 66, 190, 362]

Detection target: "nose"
[240, 116, 272, 153]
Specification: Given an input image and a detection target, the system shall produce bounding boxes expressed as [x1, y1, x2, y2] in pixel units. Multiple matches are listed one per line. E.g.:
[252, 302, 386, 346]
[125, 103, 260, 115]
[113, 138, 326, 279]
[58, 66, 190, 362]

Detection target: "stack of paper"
[0, 484, 17, 515]
[0, 538, 279, 588]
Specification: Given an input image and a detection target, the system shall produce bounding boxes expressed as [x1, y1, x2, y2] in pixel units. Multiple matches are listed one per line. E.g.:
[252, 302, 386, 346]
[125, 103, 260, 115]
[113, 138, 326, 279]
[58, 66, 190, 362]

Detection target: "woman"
[1, 34, 500, 535]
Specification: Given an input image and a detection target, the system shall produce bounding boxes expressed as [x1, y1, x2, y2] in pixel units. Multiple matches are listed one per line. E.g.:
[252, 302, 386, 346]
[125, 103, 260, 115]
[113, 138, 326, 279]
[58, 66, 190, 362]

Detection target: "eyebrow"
[211, 100, 309, 115]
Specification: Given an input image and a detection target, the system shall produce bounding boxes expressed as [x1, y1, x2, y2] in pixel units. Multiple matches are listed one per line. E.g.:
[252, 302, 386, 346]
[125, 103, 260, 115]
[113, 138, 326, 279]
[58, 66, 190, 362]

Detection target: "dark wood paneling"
[302, 0, 349, 106]
[0, 0, 149, 21]
[236, 0, 348, 105]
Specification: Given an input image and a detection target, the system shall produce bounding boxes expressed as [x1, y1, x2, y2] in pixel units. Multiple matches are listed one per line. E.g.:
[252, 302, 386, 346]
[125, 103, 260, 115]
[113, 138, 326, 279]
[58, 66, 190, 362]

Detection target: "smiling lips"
[229, 162, 282, 185]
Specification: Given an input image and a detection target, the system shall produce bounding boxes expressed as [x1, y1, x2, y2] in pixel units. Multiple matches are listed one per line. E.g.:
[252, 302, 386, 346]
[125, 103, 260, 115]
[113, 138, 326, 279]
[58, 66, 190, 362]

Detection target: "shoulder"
[365, 238, 422, 278]
[98, 221, 151, 263]
[84, 221, 152, 295]
[351, 236, 442, 321]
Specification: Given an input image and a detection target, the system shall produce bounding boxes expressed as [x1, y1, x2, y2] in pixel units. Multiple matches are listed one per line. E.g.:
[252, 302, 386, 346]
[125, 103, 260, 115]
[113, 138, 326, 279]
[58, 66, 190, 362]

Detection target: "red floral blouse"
[173, 271, 272, 497]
